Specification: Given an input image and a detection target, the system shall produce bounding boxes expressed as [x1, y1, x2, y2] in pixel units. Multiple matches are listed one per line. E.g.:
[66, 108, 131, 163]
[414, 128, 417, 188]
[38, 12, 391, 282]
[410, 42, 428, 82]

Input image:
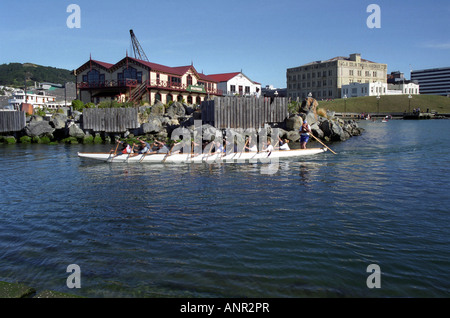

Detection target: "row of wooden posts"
[0, 97, 289, 133]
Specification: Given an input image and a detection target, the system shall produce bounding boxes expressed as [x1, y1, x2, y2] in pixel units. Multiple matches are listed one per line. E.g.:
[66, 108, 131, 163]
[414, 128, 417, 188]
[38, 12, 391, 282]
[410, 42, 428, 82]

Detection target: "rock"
[319, 120, 332, 138]
[202, 124, 218, 140]
[72, 111, 82, 122]
[51, 113, 67, 129]
[184, 104, 195, 116]
[287, 130, 300, 142]
[311, 122, 324, 139]
[167, 101, 186, 118]
[68, 123, 85, 138]
[141, 116, 163, 134]
[29, 115, 44, 123]
[151, 101, 165, 115]
[304, 111, 318, 126]
[285, 115, 303, 131]
[25, 121, 55, 137]
[330, 121, 347, 141]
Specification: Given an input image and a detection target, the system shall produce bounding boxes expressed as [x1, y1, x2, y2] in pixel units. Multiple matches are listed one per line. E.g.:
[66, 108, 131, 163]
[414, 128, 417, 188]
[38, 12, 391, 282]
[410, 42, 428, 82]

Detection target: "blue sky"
[1, 0, 449, 88]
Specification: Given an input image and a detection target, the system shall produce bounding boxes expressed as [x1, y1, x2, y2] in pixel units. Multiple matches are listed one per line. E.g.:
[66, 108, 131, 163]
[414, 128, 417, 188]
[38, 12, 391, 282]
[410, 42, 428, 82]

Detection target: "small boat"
[78, 148, 327, 164]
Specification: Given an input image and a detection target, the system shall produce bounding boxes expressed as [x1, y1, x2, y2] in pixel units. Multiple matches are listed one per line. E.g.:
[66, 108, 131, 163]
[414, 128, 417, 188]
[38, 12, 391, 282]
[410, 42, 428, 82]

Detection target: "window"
[230, 85, 236, 93]
[245, 86, 250, 94]
[170, 76, 181, 86]
[349, 70, 354, 76]
[373, 71, 377, 77]
[187, 75, 193, 86]
[155, 92, 161, 101]
[166, 94, 173, 103]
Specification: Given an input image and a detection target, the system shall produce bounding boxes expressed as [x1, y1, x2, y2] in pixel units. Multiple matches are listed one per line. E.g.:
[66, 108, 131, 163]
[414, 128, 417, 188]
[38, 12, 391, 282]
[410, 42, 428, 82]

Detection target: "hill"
[318, 95, 450, 114]
[0, 63, 74, 87]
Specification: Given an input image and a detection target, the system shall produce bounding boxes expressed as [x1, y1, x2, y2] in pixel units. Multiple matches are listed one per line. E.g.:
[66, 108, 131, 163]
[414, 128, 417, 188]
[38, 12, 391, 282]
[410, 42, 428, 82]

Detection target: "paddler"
[300, 119, 311, 149]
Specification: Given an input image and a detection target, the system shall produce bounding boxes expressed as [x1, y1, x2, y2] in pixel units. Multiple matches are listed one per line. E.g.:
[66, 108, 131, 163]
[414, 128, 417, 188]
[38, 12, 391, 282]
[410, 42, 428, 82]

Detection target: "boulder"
[287, 130, 300, 142]
[25, 121, 55, 137]
[304, 111, 318, 126]
[151, 101, 165, 115]
[167, 101, 186, 118]
[51, 113, 67, 129]
[202, 124, 218, 140]
[68, 123, 85, 138]
[310, 122, 324, 139]
[141, 116, 163, 134]
[330, 121, 347, 141]
[285, 115, 303, 131]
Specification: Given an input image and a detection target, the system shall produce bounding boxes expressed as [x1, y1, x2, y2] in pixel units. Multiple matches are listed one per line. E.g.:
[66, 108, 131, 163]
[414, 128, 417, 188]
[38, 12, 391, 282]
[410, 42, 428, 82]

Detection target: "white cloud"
[423, 42, 450, 49]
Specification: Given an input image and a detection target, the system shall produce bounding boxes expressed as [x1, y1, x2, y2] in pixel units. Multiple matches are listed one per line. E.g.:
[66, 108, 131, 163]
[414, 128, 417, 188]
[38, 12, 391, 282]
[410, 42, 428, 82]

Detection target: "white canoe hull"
[78, 148, 327, 164]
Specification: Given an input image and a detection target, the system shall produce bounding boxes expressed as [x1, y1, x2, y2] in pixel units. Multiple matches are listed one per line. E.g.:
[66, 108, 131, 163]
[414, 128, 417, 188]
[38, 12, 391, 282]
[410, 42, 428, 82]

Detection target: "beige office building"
[286, 53, 387, 100]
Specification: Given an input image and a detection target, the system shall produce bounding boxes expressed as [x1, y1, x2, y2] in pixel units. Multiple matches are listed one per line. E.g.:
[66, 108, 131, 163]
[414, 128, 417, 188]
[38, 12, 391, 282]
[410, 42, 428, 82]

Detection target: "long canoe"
[78, 148, 327, 164]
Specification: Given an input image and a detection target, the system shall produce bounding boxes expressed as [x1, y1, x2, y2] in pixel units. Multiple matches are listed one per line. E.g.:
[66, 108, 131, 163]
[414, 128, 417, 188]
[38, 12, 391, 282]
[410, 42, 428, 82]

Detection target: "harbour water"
[0, 119, 449, 298]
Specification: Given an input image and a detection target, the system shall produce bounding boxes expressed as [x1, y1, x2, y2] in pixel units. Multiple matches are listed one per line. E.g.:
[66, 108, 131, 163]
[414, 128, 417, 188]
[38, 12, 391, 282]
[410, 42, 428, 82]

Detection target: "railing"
[77, 79, 139, 89]
[78, 79, 223, 95]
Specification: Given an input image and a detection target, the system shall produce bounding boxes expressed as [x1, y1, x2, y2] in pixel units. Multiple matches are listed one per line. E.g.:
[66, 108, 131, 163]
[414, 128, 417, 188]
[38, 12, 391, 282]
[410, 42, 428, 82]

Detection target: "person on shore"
[300, 120, 311, 149]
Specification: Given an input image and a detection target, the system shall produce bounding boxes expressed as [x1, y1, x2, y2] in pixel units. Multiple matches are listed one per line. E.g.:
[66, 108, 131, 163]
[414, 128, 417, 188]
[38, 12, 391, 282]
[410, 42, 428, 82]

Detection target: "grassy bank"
[318, 95, 450, 114]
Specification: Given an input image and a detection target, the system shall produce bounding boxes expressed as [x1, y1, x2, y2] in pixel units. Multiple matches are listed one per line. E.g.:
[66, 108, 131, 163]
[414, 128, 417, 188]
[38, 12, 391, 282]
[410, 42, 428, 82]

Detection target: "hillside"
[318, 95, 450, 114]
[0, 63, 74, 87]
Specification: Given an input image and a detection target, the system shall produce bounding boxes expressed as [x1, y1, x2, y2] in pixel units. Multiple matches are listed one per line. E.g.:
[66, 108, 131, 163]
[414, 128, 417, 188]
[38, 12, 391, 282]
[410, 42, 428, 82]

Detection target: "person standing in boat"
[300, 120, 311, 149]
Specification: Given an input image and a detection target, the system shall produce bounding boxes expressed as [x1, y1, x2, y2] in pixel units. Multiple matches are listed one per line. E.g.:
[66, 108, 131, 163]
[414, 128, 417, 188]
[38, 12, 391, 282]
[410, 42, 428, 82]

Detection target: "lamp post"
[408, 94, 412, 113]
[343, 94, 347, 117]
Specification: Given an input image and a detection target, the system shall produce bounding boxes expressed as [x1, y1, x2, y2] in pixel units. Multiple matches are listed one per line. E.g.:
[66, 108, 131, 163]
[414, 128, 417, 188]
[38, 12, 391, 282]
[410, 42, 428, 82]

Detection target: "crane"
[129, 29, 149, 61]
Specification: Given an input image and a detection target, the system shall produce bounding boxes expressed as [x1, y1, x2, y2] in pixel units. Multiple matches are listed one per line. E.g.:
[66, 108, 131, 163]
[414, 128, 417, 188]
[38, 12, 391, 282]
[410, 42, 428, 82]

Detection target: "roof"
[76, 56, 218, 83]
[206, 72, 241, 83]
[303, 56, 376, 66]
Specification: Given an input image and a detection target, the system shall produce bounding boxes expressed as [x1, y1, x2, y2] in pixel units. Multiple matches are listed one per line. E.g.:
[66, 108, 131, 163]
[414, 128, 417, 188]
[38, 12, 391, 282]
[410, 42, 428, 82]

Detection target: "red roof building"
[73, 56, 222, 105]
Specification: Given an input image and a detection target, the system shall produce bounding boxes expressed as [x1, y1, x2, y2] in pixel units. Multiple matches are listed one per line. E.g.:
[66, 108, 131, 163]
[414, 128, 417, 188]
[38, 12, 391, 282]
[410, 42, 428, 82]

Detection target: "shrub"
[20, 136, 32, 144]
[317, 108, 327, 118]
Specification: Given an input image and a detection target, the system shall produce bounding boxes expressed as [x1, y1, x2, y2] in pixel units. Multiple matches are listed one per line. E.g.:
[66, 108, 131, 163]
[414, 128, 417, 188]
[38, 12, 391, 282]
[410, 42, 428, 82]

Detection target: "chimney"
[350, 53, 361, 63]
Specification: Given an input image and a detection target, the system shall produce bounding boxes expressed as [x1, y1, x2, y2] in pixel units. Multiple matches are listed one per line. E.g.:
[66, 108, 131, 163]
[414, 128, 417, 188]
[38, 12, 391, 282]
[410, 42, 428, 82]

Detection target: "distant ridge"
[0, 63, 74, 87]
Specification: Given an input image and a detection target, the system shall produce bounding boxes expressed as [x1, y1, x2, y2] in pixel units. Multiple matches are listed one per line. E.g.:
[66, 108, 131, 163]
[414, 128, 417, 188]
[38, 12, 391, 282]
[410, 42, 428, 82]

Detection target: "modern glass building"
[411, 67, 450, 96]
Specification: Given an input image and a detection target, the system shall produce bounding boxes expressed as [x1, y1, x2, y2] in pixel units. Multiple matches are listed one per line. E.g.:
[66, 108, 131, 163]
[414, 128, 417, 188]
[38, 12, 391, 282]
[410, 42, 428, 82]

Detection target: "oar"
[309, 133, 337, 155]
[162, 144, 175, 163]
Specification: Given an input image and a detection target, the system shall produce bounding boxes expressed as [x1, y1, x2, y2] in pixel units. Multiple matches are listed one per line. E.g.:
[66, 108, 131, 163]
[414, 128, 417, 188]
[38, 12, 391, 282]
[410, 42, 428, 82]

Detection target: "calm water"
[0, 120, 449, 298]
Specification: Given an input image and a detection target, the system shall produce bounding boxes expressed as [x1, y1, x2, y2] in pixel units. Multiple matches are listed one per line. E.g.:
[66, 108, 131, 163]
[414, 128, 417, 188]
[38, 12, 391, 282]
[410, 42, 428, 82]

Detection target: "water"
[0, 120, 449, 298]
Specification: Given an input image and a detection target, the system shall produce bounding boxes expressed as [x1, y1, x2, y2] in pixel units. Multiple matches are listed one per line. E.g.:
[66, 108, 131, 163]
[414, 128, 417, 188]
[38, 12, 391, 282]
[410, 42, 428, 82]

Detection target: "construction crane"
[129, 29, 149, 61]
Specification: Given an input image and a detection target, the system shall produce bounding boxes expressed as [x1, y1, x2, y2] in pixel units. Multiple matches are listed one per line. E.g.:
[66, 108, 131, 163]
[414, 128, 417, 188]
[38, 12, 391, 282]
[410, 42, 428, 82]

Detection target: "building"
[8, 89, 57, 111]
[341, 81, 419, 98]
[411, 67, 450, 96]
[287, 53, 388, 100]
[261, 85, 287, 98]
[73, 56, 222, 105]
[206, 72, 261, 97]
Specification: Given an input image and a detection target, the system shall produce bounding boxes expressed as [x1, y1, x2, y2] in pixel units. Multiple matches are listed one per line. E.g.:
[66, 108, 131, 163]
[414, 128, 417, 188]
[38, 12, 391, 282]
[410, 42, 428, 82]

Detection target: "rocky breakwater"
[0, 98, 363, 146]
[283, 97, 364, 143]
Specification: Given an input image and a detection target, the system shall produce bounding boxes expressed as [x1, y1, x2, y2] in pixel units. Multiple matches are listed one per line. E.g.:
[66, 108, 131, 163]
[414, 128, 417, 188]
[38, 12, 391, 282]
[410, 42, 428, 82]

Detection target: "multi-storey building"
[411, 67, 450, 96]
[286, 53, 388, 100]
[74, 56, 222, 105]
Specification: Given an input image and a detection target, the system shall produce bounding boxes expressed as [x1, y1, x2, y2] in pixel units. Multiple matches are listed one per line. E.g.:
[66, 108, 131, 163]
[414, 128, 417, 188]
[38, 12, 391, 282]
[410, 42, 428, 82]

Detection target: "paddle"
[162, 144, 175, 163]
[309, 133, 337, 155]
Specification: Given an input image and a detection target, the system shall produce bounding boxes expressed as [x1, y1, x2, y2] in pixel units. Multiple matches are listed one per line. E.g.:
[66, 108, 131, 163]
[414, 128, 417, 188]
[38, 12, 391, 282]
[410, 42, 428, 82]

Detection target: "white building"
[207, 72, 261, 97]
[8, 90, 57, 110]
[341, 81, 419, 98]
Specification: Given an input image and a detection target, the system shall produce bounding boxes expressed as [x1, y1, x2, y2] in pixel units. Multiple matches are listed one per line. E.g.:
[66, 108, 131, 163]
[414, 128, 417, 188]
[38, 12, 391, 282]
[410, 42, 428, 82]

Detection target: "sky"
[1, 0, 449, 88]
